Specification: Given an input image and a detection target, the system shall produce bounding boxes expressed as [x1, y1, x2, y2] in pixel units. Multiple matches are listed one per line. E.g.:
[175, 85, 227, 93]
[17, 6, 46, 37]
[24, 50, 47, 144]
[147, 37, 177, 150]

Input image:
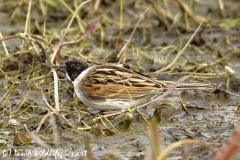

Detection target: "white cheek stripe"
[71, 65, 95, 84]
[66, 73, 72, 82]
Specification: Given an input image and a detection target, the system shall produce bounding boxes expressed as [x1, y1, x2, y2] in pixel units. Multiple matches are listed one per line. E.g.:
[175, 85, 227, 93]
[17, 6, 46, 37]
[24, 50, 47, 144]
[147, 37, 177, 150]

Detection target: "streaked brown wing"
[81, 83, 161, 100]
[80, 65, 164, 100]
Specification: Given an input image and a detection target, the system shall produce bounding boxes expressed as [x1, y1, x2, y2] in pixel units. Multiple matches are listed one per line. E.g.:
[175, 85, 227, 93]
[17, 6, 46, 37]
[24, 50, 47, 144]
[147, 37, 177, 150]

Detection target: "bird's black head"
[58, 61, 90, 82]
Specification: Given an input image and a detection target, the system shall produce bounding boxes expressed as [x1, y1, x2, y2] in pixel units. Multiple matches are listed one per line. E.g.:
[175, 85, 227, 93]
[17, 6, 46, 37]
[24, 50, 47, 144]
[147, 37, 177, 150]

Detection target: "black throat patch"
[64, 61, 91, 82]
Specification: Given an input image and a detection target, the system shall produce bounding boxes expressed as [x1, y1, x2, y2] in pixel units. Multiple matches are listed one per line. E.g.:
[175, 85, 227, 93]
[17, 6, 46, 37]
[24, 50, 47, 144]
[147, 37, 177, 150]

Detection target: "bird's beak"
[56, 64, 67, 73]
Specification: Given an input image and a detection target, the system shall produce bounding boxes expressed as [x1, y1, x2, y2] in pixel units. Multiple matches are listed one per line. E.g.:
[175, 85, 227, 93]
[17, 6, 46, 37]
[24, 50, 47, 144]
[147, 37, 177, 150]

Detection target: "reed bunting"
[58, 61, 212, 110]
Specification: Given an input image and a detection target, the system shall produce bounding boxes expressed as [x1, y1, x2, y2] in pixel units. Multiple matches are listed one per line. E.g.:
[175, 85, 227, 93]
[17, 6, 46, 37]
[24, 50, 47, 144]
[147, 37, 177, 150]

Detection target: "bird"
[57, 60, 212, 110]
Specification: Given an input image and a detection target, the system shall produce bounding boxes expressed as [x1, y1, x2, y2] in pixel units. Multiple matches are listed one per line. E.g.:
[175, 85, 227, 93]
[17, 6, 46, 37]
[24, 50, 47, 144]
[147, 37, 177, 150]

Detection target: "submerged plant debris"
[0, 0, 240, 159]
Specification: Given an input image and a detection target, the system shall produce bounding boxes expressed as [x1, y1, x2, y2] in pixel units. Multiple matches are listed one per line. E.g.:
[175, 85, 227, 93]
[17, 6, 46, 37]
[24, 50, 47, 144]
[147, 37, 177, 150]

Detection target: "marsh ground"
[0, 0, 240, 159]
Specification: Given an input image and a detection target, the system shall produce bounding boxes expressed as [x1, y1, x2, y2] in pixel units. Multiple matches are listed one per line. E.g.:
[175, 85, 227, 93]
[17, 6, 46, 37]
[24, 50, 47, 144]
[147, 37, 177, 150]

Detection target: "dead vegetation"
[0, 0, 240, 159]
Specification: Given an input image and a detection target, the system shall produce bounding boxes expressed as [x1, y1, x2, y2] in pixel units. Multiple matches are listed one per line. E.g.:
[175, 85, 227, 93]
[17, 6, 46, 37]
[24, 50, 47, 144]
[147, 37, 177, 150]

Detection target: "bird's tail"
[158, 80, 214, 90]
